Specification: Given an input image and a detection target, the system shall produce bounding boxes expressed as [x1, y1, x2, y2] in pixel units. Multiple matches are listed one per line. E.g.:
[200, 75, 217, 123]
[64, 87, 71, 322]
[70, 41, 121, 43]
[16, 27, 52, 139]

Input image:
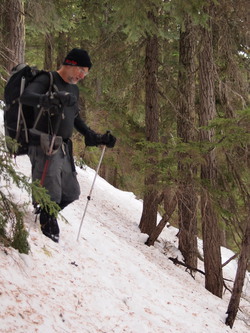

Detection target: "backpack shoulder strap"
[32, 71, 55, 129]
[50, 71, 60, 93]
[48, 71, 54, 93]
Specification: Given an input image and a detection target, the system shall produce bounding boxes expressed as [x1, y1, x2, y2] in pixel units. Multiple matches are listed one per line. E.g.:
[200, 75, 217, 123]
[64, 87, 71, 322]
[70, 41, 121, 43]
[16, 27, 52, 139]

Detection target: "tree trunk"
[146, 189, 177, 246]
[226, 205, 250, 328]
[198, 4, 223, 298]
[44, 33, 54, 70]
[56, 32, 68, 68]
[1, 0, 25, 72]
[177, 15, 198, 269]
[139, 12, 159, 235]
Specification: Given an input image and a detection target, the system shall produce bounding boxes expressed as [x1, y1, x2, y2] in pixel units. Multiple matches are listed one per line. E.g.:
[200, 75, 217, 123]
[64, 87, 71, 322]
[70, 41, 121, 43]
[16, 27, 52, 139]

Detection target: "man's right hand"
[39, 91, 77, 109]
[54, 91, 77, 106]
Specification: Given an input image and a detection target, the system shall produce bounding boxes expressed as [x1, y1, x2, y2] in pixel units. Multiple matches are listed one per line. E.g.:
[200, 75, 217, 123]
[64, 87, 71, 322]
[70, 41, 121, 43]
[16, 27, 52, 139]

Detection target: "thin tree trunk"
[44, 33, 53, 71]
[198, 4, 223, 298]
[139, 12, 159, 235]
[177, 15, 198, 269]
[226, 205, 250, 328]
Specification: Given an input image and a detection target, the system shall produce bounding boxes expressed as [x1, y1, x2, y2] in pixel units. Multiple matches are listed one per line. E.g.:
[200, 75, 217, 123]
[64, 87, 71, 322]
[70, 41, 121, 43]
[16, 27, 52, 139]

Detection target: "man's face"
[66, 66, 89, 84]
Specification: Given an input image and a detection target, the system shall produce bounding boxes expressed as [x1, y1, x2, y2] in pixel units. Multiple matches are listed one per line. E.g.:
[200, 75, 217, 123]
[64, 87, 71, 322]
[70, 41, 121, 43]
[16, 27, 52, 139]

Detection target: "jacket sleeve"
[20, 73, 50, 107]
[74, 113, 102, 146]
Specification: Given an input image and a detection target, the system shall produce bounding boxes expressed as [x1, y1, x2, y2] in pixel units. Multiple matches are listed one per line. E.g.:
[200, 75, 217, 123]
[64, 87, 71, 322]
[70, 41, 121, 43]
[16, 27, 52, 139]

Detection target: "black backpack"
[4, 64, 52, 155]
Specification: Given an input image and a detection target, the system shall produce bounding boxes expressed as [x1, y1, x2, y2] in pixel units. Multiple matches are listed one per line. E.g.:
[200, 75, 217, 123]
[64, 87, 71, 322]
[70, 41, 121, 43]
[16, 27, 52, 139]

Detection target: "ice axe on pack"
[77, 143, 107, 241]
[39, 114, 63, 186]
[38, 89, 72, 186]
[30, 108, 63, 227]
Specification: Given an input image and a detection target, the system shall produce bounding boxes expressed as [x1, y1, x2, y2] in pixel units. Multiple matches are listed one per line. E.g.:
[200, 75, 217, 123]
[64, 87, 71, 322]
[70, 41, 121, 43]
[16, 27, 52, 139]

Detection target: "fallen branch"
[169, 257, 233, 283]
[169, 257, 205, 276]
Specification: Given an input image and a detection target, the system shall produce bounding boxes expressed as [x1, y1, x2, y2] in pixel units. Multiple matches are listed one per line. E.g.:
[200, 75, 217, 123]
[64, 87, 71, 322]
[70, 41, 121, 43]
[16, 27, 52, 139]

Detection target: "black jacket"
[20, 71, 99, 145]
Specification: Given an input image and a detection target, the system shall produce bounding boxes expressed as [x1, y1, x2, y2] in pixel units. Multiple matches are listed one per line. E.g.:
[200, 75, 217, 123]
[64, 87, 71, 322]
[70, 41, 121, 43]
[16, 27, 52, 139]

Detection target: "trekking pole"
[77, 145, 106, 241]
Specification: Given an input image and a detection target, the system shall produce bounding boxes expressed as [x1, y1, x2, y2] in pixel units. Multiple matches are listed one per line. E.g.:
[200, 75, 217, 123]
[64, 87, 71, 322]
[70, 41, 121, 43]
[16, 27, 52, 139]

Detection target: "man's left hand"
[100, 132, 116, 148]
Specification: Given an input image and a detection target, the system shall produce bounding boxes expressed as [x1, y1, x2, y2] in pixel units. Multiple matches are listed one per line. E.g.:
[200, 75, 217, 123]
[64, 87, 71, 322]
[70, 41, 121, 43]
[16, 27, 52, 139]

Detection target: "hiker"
[20, 48, 116, 242]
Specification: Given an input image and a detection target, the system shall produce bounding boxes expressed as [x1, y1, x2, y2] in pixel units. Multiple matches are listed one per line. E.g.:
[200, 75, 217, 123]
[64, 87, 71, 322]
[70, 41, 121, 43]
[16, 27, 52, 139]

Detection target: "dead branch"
[169, 257, 234, 283]
[222, 253, 239, 267]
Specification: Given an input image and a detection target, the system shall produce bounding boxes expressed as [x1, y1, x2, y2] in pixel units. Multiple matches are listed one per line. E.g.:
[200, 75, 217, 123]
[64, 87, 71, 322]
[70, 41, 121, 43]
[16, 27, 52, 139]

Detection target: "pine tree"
[177, 14, 198, 269]
[139, 10, 160, 235]
[1, 0, 25, 73]
[198, 1, 223, 297]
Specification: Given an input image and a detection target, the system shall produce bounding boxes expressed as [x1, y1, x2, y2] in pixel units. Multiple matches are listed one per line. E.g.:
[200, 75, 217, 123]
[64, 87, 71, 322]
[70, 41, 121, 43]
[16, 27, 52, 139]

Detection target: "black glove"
[39, 93, 60, 109]
[97, 132, 116, 148]
[53, 91, 77, 107]
[39, 91, 77, 109]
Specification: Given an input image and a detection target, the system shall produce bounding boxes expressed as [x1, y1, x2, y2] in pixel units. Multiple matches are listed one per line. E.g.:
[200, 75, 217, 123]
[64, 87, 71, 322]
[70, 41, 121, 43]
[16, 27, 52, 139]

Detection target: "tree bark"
[146, 189, 177, 246]
[226, 205, 250, 328]
[44, 33, 54, 71]
[1, 0, 25, 72]
[139, 12, 159, 235]
[56, 32, 68, 68]
[198, 4, 223, 298]
[177, 15, 198, 269]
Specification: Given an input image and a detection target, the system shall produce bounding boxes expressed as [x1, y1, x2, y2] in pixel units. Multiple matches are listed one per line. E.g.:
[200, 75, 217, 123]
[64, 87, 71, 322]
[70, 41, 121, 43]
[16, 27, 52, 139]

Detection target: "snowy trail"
[0, 109, 249, 333]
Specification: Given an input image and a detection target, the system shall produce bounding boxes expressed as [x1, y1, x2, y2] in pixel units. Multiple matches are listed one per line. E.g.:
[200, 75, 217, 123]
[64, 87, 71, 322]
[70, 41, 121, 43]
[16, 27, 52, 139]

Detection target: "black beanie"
[63, 48, 92, 68]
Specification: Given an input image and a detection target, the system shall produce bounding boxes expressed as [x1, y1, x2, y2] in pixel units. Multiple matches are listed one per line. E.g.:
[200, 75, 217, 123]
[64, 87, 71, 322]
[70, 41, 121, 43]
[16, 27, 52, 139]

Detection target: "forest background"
[0, 0, 249, 328]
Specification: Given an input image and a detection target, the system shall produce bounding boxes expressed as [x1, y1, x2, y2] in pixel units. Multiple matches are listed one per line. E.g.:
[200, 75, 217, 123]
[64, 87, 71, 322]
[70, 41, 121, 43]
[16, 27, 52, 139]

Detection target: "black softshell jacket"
[20, 71, 98, 144]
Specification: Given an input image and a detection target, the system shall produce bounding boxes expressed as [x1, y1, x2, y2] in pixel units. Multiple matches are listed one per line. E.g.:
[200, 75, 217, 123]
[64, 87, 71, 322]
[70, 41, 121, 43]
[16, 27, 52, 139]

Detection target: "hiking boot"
[40, 210, 60, 243]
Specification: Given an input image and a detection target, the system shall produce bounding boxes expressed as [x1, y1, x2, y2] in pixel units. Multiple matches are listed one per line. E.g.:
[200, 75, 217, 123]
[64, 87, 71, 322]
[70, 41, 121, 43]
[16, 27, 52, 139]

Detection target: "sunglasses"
[78, 68, 89, 76]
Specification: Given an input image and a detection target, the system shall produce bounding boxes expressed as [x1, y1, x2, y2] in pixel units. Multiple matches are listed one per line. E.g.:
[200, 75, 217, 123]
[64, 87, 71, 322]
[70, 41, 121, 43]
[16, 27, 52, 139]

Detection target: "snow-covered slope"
[0, 108, 249, 333]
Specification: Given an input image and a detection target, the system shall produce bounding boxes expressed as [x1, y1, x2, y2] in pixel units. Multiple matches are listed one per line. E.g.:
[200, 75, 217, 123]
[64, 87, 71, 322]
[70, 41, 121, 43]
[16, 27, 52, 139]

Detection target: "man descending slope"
[21, 48, 116, 242]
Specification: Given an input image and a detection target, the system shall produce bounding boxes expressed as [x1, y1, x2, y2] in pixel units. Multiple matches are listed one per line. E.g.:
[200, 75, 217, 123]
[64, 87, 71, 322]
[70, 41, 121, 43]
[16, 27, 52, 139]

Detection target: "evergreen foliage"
[0, 136, 30, 253]
[0, 135, 60, 253]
